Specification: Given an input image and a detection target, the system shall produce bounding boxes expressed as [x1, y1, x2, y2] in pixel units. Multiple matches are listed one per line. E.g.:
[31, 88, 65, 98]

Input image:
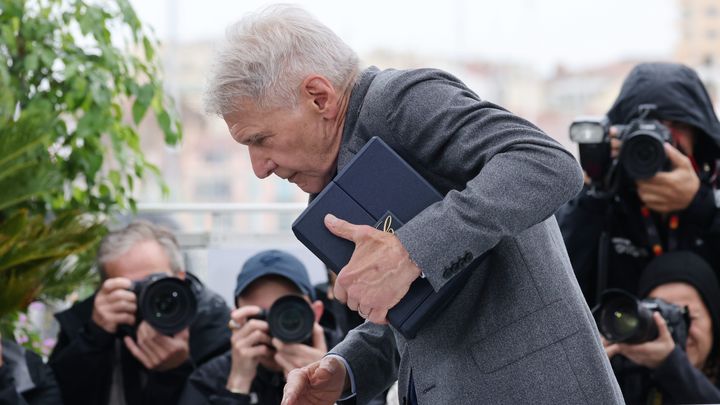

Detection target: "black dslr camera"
[249, 294, 315, 344]
[130, 273, 198, 335]
[593, 289, 690, 349]
[569, 104, 671, 184]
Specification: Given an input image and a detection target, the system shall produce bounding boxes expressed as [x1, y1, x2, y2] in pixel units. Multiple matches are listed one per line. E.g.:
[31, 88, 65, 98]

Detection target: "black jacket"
[557, 63, 720, 307]
[178, 323, 369, 405]
[0, 339, 63, 405]
[48, 274, 231, 405]
[613, 346, 720, 404]
[177, 352, 283, 405]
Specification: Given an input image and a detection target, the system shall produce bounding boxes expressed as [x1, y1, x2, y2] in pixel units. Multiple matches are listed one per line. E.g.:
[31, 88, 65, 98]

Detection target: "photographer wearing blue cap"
[179, 250, 330, 405]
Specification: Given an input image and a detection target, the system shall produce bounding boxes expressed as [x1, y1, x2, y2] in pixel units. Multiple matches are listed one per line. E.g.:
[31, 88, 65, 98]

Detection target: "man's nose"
[248, 147, 277, 179]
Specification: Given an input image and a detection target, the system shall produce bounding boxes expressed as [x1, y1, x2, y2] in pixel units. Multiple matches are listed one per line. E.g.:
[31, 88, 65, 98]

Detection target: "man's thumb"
[664, 142, 691, 169]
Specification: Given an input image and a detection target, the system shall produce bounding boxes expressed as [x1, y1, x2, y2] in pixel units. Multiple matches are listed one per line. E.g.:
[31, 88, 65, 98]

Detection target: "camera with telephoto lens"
[130, 273, 197, 336]
[249, 294, 315, 344]
[593, 289, 690, 348]
[569, 104, 672, 183]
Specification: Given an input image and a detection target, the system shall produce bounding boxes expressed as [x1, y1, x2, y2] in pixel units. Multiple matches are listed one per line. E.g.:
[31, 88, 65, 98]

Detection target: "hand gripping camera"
[130, 273, 198, 335]
[569, 104, 672, 184]
[249, 294, 315, 344]
[593, 289, 690, 348]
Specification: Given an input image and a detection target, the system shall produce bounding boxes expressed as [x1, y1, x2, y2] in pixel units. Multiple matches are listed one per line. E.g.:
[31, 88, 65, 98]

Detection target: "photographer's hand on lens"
[636, 143, 700, 213]
[324, 214, 421, 325]
[226, 306, 273, 394]
[123, 322, 190, 371]
[601, 336, 622, 359]
[91, 277, 136, 334]
[273, 323, 328, 377]
[612, 312, 676, 369]
[281, 356, 348, 405]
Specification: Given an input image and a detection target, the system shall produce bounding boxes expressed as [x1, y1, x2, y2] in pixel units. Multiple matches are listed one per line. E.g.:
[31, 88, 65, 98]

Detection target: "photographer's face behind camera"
[604, 282, 713, 370]
[90, 239, 192, 372]
[572, 112, 700, 214]
[648, 282, 713, 369]
[231, 277, 325, 376]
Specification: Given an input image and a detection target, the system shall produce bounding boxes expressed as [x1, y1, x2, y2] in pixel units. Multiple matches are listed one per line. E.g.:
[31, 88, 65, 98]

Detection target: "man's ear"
[301, 75, 338, 119]
[311, 300, 325, 323]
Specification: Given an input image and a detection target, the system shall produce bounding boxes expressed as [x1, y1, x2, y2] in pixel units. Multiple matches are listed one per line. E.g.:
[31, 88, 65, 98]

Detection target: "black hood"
[607, 63, 720, 164]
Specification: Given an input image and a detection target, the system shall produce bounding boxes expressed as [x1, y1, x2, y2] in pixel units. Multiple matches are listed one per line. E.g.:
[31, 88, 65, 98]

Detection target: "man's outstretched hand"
[281, 356, 348, 405]
[324, 214, 421, 324]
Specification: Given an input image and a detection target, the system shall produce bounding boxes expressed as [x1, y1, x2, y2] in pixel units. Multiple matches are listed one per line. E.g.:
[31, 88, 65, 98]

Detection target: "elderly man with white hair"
[205, 5, 623, 405]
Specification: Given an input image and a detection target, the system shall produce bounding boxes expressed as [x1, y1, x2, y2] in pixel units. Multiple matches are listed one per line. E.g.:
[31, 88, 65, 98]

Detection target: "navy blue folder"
[292, 137, 479, 339]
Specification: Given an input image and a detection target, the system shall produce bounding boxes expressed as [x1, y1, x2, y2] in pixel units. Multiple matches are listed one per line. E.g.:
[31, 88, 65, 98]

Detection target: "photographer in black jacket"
[48, 221, 231, 405]
[557, 62, 720, 308]
[602, 251, 720, 404]
[1, 337, 63, 405]
[179, 249, 332, 405]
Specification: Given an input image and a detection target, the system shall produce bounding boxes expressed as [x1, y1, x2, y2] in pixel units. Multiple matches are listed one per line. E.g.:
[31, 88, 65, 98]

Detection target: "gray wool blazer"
[327, 67, 624, 405]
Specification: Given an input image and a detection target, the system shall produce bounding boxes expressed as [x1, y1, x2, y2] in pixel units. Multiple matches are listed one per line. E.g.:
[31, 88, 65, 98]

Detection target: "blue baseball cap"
[234, 250, 315, 303]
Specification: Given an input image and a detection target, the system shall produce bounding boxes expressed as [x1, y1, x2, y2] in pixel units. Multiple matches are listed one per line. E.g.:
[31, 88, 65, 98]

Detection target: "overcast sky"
[129, 0, 678, 73]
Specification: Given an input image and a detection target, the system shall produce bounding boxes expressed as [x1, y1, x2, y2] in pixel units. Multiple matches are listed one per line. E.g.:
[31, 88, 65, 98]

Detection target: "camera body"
[249, 294, 315, 344]
[569, 105, 672, 183]
[593, 289, 689, 349]
[130, 272, 198, 336]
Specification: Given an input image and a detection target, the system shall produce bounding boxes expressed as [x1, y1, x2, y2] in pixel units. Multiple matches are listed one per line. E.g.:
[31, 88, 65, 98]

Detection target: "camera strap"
[640, 206, 679, 256]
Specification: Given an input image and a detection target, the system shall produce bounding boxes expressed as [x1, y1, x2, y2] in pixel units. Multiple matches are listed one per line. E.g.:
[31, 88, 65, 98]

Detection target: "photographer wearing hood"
[600, 251, 720, 404]
[558, 62, 720, 308]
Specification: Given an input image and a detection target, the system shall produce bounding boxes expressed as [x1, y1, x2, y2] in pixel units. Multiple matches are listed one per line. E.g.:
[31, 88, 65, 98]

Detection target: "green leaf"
[132, 83, 154, 125]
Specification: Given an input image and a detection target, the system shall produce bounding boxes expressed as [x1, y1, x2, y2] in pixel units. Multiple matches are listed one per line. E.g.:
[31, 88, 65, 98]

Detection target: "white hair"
[97, 220, 185, 277]
[204, 4, 360, 115]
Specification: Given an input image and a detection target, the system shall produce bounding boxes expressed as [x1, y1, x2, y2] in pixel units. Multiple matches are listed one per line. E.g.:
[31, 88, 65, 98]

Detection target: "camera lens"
[267, 295, 314, 343]
[138, 276, 197, 335]
[620, 131, 666, 179]
[595, 290, 658, 343]
[601, 299, 638, 340]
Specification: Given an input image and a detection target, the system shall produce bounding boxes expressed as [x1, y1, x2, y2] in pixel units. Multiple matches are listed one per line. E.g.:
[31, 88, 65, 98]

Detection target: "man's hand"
[636, 143, 700, 213]
[607, 313, 675, 369]
[123, 322, 190, 371]
[92, 278, 136, 334]
[282, 356, 348, 405]
[273, 323, 328, 377]
[325, 214, 421, 324]
[226, 306, 274, 394]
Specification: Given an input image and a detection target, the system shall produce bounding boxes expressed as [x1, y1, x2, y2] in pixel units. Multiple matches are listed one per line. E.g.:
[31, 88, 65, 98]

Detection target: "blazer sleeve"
[328, 322, 400, 405]
[365, 69, 584, 291]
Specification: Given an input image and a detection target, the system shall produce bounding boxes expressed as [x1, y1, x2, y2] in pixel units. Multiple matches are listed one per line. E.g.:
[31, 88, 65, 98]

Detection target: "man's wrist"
[226, 372, 253, 394]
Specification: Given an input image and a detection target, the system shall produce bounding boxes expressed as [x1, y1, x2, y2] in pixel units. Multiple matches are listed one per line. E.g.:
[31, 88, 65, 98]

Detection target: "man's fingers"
[332, 279, 348, 304]
[664, 143, 692, 169]
[367, 308, 388, 325]
[110, 299, 137, 315]
[654, 312, 670, 338]
[101, 277, 132, 293]
[605, 343, 621, 359]
[324, 214, 368, 242]
[282, 367, 311, 405]
[124, 336, 153, 369]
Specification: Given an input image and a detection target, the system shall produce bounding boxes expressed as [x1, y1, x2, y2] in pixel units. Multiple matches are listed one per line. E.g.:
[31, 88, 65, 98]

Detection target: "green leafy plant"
[0, 0, 181, 214]
[0, 0, 181, 336]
